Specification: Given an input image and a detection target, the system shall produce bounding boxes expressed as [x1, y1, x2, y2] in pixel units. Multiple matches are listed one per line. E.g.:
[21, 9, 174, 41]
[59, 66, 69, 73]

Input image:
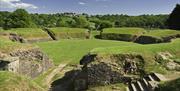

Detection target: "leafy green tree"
[56, 17, 75, 27]
[73, 16, 90, 28]
[167, 4, 180, 30]
[3, 9, 36, 29]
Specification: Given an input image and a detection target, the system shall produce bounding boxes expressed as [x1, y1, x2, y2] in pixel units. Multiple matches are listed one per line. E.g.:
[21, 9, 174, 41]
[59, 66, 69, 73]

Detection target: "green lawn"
[103, 27, 145, 35]
[36, 39, 137, 65]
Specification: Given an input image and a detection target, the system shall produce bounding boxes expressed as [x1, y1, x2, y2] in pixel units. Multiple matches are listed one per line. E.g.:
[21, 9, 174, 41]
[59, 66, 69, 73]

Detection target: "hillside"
[0, 71, 44, 91]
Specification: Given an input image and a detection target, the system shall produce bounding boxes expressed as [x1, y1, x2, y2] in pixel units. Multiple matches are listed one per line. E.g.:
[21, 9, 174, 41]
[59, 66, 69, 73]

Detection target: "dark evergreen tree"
[167, 4, 180, 30]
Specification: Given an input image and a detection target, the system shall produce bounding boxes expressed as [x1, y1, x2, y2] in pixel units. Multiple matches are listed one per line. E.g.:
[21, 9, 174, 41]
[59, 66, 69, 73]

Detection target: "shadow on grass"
[50, 70, 81, 91]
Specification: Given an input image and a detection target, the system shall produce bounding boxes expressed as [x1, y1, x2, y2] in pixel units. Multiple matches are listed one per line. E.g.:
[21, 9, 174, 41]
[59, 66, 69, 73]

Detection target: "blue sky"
[0, 0, 179, 15]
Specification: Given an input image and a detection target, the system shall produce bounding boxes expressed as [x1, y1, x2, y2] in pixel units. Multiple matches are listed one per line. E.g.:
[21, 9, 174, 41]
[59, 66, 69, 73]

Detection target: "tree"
[56, 17, 75, 27]
[167, 4, 180, 30]
[73, 16, 90, 28]
[0, 11, 10, 28]
[3, 9, 36, 29]
[99, 20, 113, 30]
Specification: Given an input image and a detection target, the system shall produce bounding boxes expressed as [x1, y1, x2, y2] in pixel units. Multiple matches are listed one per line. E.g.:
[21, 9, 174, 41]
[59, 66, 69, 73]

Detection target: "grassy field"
[103, 27, 145, 35]
[36, 39, 137, 65]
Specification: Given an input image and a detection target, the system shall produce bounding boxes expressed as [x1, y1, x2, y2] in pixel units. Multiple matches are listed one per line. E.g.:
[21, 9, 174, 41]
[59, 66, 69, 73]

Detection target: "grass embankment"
[0, 71, 44, 91]
[0, 28, 49, 39]
[144, 29, 180, 38]
[103, 28, 146, 35]
[101, 28, 180, 44]
[103, 28, 180, 38]
[0, 38, 34, 53]
[36, 39, 137, 65]
[50, 27, 87, 39]
[91, 39, 180, 73]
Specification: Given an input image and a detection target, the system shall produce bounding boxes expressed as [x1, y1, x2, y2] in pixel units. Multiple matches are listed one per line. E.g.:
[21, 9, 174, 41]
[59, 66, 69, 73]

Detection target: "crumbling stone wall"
[0, 48, 53, 78]
[73, 54, 145, 90]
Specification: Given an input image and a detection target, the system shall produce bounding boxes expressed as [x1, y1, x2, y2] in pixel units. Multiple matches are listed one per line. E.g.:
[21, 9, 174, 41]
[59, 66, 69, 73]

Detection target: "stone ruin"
[9, 33, 25, 43]
[73, 54, 145, 91]
[0, 48, 53, 78]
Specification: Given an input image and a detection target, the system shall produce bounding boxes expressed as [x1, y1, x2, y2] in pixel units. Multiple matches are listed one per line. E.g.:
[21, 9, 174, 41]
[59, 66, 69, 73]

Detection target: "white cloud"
[79, 2, 86, 5]
[0, 0, 38, 9]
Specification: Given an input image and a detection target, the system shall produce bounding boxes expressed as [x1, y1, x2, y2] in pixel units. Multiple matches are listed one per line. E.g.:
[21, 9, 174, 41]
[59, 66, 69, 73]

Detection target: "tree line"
[0, 4, 179, 30]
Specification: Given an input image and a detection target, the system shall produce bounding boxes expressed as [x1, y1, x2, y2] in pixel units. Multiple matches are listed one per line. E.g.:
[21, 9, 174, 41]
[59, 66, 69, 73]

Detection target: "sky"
[0, 0, 179, 15]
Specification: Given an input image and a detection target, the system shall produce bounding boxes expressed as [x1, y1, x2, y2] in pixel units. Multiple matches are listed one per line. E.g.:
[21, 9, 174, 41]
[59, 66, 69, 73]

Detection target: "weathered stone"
[166, 61, 179, 70]
[9, 33, 25, 43]
[0, 48, 53, 78]
[73, 54, 145, 90]
[155, 52, 180, 71]
[156, 52, 173, 61]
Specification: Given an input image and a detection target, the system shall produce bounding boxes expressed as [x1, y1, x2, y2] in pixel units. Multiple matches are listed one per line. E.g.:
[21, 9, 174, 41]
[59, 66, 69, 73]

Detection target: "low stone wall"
[73, 54, 145, 90]
[0, 48, 53, 78]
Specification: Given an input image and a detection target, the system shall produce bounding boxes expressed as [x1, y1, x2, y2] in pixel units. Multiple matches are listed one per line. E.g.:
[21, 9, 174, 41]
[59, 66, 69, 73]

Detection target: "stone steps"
[131, 83, 138, 91]
[136, 81, 144, 91]
[127, 73, 166, 91]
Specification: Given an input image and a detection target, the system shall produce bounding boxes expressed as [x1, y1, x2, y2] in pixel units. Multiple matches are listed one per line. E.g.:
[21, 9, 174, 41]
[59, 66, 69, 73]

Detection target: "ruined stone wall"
[73, 54, 145, 90]
[0, 48, 53, 78]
